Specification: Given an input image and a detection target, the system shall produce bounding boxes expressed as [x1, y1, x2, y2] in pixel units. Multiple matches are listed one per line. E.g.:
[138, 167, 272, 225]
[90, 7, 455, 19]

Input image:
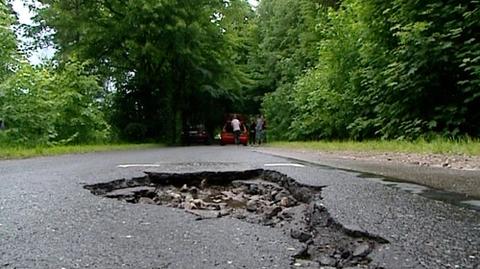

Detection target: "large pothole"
[84, 169, 388, 268]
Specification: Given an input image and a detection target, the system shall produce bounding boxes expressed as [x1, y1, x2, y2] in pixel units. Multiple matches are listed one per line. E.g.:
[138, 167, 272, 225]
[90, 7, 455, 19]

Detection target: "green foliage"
[368, 0, 480, 139]
[254, 0, 328, 138]
[269, 137, 480, 156]
[259, 0, 480, 140]
[33, 0, 255, 143]
[0, 61, 111, 145]
[0, 2, 111, 147]
[0, 1, 18, 80]
[262, 83, 296, 139]
[0, 143, 162, 160]
[14, 0, 479, 144]
[289, 4, 362, 140]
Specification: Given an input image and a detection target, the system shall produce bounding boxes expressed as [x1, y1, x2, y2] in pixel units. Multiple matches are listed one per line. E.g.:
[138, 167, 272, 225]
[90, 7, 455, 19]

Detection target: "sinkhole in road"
[84, 169, 388, 268]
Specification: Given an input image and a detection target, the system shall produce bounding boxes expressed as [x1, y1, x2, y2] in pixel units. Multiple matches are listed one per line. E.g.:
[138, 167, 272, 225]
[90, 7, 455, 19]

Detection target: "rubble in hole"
[85, 169, 387, 268]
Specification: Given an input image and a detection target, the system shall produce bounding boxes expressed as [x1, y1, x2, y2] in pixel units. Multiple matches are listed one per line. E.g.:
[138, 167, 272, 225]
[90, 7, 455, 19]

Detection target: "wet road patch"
[360, 175, 480, 212]
[84, 169, 388, 268]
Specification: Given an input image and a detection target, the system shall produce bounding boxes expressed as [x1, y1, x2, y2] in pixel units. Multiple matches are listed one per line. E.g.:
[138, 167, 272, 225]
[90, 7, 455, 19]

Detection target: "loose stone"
[180, 184, 189, 192]
[352, 243, 372, 257]
[290, 229, 312, 243]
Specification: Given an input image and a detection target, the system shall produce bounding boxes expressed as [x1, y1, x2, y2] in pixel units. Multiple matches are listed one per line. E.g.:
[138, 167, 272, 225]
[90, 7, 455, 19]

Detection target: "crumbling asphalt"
[0, 146, 479, 268]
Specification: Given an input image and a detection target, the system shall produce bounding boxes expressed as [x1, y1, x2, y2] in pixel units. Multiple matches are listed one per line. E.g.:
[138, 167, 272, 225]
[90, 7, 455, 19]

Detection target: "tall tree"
[33, 0, 253, 142]
[253, 0, 331, 138]
[0, 0, 18, 80]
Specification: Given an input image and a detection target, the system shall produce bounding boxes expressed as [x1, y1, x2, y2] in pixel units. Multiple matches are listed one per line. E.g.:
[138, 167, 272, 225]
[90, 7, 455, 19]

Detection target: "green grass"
[0, 143, 163, 160]
[268, 138, 480, 156]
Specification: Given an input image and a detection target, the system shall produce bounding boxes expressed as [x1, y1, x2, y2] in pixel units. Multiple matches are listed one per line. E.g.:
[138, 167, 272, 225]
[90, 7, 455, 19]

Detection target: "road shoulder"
[254, 147, 480, 198]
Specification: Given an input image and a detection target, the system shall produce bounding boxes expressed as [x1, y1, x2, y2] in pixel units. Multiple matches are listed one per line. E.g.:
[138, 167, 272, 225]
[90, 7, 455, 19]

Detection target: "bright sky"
[249, 0, 259, 7]
[11, 0, 54, 64]
[12, 0, 33, 24]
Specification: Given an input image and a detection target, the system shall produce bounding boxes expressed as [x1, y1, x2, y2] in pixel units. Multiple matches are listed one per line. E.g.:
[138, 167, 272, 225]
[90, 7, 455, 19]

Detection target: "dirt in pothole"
[84, 169, 387, 268]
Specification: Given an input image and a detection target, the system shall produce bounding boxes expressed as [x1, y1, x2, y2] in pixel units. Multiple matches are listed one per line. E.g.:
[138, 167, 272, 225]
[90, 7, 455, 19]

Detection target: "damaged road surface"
[85, 169, 388, 268]
[0, 146, 479, 268]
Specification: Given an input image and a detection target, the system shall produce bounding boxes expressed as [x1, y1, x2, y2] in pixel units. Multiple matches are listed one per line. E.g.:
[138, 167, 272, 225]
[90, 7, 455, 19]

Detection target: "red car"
[220, 119, 249, 146]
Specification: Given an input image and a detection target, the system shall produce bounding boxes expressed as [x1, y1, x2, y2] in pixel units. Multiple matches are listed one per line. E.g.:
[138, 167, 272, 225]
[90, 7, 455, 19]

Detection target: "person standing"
[249, 119, 256, 145]
[255, 115, 264, 145]
[231, 115, 241, 145]
[261, 117, 267, 144]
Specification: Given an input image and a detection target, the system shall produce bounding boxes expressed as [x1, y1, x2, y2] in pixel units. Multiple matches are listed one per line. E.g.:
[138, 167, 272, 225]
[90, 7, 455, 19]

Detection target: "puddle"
[258, 152, 480, 214]
[360, 175, 480, 212]
[380, 181, 429, 194]
[269, 154, 480, 213]
[85, 169, 388, 268]
[461, 200, 480, 208]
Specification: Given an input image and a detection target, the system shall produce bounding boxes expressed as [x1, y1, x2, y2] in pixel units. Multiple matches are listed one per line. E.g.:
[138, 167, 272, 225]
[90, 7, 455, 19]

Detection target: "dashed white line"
[118, 163, 306, 168]
[117, 164, 162, 168]
[264, 163, 305, 168]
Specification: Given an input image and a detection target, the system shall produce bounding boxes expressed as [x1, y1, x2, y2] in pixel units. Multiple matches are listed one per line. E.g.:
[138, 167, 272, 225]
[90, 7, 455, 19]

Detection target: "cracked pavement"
[0, 146, 479, 268]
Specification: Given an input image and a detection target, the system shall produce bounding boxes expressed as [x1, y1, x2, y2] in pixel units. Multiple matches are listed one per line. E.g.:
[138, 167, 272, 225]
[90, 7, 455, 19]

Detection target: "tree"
[254, 0, 332, 139]
[0, 61, 110, 145]
[256, 0, 480, 140]
[33, 0, 254, 142]
[0, 0, 18, 81]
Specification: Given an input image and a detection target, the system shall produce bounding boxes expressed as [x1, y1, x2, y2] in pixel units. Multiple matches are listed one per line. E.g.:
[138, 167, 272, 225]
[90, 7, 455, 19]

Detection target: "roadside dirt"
[309, 150, 480, 171]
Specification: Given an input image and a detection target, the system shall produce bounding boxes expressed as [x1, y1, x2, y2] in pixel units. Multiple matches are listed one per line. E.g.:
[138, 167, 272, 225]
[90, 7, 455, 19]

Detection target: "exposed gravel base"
[84, 169, 388, 268]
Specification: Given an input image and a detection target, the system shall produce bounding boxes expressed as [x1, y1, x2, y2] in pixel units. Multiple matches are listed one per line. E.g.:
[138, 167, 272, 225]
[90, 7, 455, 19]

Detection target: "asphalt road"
[255, 148, 480, 198]
[0, 146, 479, 269]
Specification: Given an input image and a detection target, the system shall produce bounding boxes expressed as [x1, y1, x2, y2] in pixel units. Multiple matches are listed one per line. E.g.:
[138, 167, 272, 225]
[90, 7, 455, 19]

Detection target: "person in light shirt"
[231, 115, 241, 145]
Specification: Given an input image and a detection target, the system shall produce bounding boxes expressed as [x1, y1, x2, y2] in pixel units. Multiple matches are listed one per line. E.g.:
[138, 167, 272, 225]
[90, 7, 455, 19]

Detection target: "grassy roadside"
[0, 143, 163, 160]
[267, 139, 480, 156]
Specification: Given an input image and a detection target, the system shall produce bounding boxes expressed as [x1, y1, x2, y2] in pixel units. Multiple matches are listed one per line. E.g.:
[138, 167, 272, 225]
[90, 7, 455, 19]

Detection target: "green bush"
[0, 61, 111, 146]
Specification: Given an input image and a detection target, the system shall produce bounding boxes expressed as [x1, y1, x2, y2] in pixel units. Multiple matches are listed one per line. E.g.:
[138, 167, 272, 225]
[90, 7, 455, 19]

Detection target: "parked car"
[220, 118, 249, 146]
[181, 124, 210, 145]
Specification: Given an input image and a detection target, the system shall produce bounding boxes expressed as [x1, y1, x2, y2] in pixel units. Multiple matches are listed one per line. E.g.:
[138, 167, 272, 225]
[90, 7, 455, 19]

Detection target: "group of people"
[230, 114, 267, 146]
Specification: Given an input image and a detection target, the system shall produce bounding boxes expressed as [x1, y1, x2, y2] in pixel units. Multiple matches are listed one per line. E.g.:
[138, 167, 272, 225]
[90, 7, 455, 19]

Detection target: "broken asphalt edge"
[84, 169, 390, 268]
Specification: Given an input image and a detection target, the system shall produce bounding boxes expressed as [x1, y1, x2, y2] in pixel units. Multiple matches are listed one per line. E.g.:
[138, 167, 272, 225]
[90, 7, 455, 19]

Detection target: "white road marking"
[117, 164, 162, 168]
[118, 163, 306, 168]
[264, 163, 305, 168]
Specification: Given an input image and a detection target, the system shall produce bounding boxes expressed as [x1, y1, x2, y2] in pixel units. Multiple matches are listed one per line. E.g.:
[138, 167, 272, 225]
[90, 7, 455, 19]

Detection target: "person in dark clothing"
[249, 120, 256, 145]
[255, 115, 264, 145]
[261, 118, 267, 143]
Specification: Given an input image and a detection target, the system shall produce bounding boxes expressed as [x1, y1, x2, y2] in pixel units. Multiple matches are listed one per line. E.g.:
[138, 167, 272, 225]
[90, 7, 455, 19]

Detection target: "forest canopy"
[0, 0, 479, 146]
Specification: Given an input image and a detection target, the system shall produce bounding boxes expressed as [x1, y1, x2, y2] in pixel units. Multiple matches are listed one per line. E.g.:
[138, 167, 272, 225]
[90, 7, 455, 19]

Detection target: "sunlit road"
[0, 146, 478, 268]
